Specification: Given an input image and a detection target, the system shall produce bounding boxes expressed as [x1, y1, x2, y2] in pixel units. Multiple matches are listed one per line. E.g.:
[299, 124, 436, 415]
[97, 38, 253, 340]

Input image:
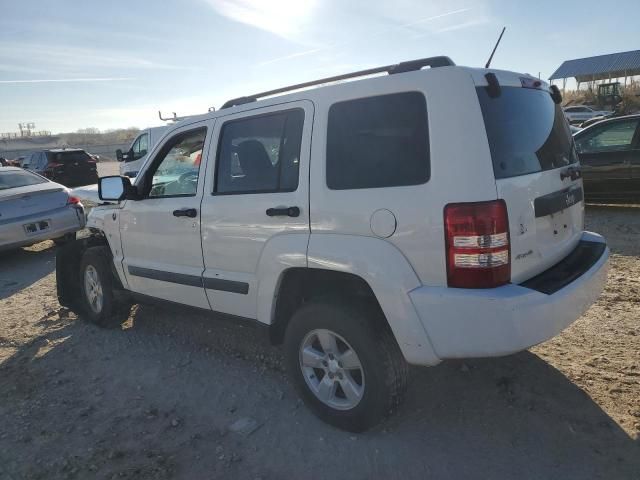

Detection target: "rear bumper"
[409, 231, 609, 362]
[0, 205, 85, 251]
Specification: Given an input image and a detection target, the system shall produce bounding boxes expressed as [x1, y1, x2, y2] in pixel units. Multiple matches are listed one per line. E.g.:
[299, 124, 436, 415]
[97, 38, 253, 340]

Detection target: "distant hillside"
[0, 128, 140, 152]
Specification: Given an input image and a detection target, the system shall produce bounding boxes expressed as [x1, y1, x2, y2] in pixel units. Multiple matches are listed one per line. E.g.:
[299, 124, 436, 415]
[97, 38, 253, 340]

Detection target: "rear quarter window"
[326, 92, 430, 190]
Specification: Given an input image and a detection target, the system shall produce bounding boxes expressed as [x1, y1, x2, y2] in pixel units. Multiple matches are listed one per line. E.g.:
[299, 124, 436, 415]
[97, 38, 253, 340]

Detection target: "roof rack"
[158, 106, 216, 122]
[220, 55, 455, 109]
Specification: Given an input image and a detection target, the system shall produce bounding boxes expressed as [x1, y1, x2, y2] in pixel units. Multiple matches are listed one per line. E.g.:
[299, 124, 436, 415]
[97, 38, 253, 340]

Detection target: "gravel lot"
[0, 203, 638, 480]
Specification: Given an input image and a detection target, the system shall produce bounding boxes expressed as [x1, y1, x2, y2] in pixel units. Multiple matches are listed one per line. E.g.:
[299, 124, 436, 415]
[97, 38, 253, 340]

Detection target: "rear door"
[199, 101, 312, 319]
[475, 75, 585, 283]
[574, 118, 639, 198]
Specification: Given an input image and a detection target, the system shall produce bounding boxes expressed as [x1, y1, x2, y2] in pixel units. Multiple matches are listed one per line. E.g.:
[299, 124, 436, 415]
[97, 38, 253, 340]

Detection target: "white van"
[116, 126, 168, 177]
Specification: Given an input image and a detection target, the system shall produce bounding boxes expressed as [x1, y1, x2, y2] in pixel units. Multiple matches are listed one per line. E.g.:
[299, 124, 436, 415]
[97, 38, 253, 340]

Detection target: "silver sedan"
[0, 167, 85, 251]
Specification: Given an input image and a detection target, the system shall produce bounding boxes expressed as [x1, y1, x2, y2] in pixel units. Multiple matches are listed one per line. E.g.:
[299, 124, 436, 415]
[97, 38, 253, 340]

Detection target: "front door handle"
[173, 208, 197, 218]
[266, 206, 300, 217]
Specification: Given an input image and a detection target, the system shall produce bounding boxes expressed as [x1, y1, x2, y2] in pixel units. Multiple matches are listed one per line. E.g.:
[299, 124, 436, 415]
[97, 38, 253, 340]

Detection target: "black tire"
[79, 246, 130, 328]
[284, 300, 409, 432]
[53, 232, 77, 246]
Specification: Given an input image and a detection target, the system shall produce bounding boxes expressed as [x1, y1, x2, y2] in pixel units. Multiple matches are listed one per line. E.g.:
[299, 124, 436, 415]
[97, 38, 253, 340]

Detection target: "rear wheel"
[79, 247, 130, 328]
[284, 300, 409, 432]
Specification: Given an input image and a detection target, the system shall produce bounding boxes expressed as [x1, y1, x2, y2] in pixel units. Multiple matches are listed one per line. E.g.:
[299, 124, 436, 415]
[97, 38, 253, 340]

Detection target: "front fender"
[86, 205, 127, 289]
[307, 234, 440, 366]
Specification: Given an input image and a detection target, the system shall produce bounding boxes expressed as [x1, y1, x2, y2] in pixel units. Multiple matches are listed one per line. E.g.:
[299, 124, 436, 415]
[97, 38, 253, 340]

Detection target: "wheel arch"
[56, 232, 124, 311]
[268, 234, 440, 366]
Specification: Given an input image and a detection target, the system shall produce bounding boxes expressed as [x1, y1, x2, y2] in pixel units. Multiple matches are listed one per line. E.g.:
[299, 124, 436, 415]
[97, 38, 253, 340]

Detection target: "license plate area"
[23, 219, 51, 235]
[534, 186, 583, 218]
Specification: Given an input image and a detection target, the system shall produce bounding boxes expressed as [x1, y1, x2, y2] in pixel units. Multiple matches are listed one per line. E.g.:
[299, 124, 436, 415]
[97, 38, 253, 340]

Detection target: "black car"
[23, 148, 98, 187]
[574, 114, 640, 201]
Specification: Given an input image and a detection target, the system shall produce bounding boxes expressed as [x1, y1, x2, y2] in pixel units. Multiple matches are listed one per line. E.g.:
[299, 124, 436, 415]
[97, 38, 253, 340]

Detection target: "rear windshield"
[0, 169, 47, 190]
[477, 86, 577, 179]
[47, 151, 92, 163]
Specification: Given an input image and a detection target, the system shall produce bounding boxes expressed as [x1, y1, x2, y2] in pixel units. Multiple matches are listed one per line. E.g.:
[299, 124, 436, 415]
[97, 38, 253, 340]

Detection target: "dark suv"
[23, 149, 98, 187]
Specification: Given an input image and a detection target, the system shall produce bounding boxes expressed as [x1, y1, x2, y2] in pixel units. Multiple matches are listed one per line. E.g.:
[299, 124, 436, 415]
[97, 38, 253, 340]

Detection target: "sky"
[0, 0, 638, 134]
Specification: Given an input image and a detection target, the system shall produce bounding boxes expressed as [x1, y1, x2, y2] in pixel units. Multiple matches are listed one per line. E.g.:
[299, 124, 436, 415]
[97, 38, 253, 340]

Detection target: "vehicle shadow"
[0, 242, 56, 300]
[1, 305, 636, 479]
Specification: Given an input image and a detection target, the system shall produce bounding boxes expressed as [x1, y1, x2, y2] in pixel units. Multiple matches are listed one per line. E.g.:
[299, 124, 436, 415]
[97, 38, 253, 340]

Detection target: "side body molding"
[306, 234, 440, 366]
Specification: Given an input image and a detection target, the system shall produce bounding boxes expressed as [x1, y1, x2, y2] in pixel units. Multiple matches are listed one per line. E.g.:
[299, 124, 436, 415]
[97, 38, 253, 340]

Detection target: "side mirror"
[99, 175, 132, 201]
[116, 149, 123, 162]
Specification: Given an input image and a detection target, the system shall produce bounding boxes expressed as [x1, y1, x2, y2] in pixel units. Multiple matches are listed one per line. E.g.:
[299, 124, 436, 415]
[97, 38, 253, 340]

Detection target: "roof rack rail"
[220, 55, 455, 109]
[158, 107, 216, 122]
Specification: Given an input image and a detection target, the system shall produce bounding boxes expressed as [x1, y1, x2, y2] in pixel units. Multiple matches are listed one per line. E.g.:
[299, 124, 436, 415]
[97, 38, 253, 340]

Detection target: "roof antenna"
[485, 27, 506, 69]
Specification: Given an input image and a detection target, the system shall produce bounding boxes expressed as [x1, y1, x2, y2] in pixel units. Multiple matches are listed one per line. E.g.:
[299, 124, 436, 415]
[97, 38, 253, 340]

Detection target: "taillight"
[444, 200, 510, 288]
[67, 195, 82, 205]
[47, 162, 62, 169]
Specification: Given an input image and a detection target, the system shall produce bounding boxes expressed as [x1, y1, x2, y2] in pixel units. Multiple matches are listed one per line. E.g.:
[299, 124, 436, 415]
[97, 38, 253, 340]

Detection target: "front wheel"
[284, 300, 409, 432]
[79, 247, 130, 328]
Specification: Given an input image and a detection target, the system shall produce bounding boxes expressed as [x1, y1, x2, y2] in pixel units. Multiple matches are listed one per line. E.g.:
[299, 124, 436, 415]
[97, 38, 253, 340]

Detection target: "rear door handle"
[266, 206, 300, 217]
[173, 208, 197, 218]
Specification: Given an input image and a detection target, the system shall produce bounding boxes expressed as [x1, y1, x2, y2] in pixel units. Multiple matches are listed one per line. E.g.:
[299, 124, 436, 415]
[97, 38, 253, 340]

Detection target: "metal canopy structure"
[550, 50, 640, 85]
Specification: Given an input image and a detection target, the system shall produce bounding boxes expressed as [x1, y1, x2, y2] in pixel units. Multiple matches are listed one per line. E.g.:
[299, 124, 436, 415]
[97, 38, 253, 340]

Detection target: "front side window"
[147, 128, 206, 198]
[215, 109, 304, 194]
[326, 92, 430, 190]
[131, 133, 149, 160]
[575, 119, 639, 154]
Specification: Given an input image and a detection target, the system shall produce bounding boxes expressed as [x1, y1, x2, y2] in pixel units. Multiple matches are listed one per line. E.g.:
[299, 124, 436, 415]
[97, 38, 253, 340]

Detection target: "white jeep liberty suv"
[57, 56, 609, 432]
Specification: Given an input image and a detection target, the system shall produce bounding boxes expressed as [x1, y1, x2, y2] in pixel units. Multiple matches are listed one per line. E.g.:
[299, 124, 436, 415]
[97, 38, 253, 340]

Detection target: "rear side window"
[215, 109, 304, 194]
[477, 86, 577, 179]
[326, 92, 429, 190]
[47, 151, 92, 163]
[575, 119, 639, 153]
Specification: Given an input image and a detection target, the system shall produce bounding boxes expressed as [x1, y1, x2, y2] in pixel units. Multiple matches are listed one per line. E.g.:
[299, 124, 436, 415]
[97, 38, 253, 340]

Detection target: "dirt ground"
[0, 205, 638, 480]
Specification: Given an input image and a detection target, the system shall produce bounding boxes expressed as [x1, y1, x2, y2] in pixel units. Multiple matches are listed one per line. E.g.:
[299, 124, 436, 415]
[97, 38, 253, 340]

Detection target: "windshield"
[477, 86, 578, 179]
[0, 169, 47, 190]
